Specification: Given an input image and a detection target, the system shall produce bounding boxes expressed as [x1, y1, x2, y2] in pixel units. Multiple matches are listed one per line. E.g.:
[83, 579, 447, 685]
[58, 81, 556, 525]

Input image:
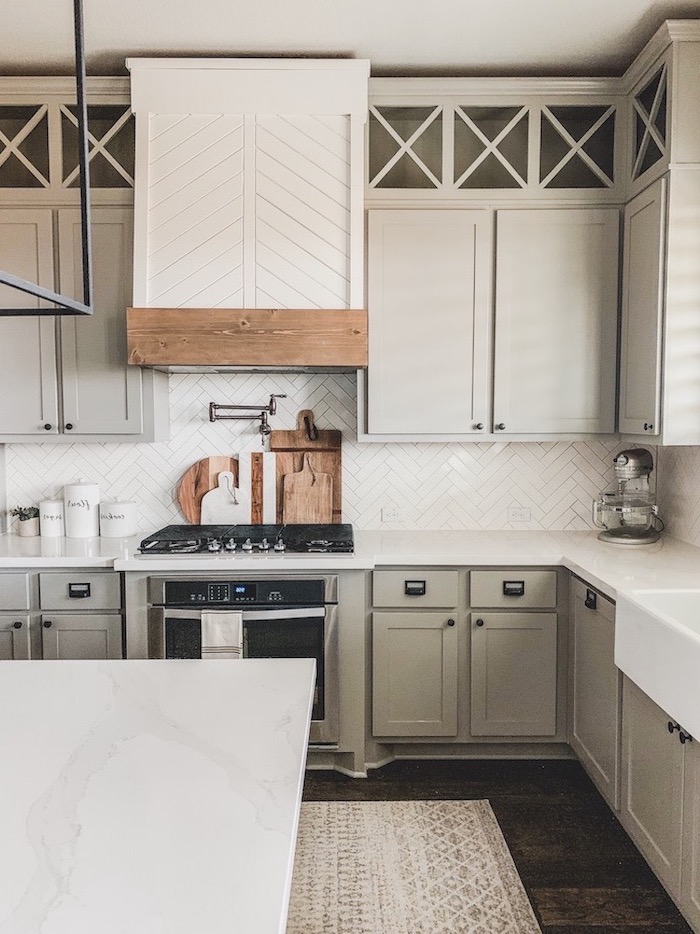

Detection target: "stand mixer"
[592, 448, 664, 544]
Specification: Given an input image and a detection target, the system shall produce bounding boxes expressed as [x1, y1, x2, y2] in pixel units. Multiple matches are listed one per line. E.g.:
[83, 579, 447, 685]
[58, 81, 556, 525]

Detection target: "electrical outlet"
[381, 506, 401, 522]
[507, 506, 531, 522]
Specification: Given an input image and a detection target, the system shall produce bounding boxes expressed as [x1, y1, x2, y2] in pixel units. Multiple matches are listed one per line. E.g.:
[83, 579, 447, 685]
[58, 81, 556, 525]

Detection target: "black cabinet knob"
[12, 621, 22, 629]
[668, 721, 680, 733]
[680, 731, 693, 745]
[43, 620, 53, 628]
[644, 422, 654, 431]
[474, 423, 484, 430]
[65, 423, 74, 431]
[43, 423, 52, 430]
[496, 423, 506, 431]
[447, 618, 455, 627]
[475, 618, 485, 627]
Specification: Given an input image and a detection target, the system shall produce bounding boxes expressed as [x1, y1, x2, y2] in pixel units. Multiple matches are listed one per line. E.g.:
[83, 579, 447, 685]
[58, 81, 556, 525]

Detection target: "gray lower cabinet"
[469, 569, 558, 737]
[38, 571, 123, 660]
[470, 611, 557, 736]
[372, 569, 460, 737]
[41, 613, 123, 660]
[682, 739, 700, 931]
[0, 614, 31, 659]
[620, 676, 694, 916]
[372, 611, 459, 737]
[569, 579, 621, 809]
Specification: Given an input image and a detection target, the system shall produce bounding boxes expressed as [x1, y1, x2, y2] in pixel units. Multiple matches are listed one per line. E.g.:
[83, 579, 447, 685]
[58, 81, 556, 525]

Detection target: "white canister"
[99, 501, 137, 538]
[39, 499, 65, 538]
[63, 480, 100, 538]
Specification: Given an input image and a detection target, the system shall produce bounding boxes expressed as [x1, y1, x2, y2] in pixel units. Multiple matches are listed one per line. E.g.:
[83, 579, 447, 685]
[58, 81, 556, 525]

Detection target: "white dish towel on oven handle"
[200, 611, 243, 659]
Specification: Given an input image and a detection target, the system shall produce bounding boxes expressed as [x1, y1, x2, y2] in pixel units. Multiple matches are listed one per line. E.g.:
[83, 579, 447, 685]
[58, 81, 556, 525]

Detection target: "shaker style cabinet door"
[41, 614, 123, 660]
[0, 615, 31, 660]
[617, 178, 665, 436]
[0, 209, 59, 434]
[366, 209, 492, 435]
[569, 580, 621, 809]
[493, 208, 619, 434]
[58, 206, 144, 435]
[372, 611, 458, 737]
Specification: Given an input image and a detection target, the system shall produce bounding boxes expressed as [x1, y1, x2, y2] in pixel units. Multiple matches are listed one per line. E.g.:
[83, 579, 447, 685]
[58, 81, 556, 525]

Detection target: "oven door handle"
[241, 607, 326, 621]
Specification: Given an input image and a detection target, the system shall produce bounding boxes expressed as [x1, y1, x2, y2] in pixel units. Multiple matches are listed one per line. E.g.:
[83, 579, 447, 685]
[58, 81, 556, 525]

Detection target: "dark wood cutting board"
[177, 456, 239, 523]
[269, 409, 342, 524]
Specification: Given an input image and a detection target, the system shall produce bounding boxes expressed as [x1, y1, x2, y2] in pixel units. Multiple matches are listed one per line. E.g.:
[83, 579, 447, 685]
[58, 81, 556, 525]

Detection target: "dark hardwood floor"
[302, 759, 692, 933]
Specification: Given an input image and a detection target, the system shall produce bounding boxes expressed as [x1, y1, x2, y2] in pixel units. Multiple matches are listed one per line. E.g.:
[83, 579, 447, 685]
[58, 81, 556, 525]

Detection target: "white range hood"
[126, 58, 369, 371]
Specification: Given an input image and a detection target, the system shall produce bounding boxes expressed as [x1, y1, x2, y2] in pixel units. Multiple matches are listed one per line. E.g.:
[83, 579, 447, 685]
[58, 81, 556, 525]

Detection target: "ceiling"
[6, 0, 700, 78]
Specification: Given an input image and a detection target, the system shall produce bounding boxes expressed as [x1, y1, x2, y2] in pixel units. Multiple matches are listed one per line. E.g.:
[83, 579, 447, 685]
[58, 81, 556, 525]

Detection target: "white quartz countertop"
[0, 658, 315, 934]
[3, 528, 700, 600]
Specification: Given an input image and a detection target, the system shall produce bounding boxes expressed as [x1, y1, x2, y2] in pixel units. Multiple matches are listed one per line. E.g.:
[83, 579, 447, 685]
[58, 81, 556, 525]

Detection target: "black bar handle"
[584, 589, 597, 610]
[502, 580, 525, 597]
[404, 580, 426, 597]
[68, 582, 91, 599]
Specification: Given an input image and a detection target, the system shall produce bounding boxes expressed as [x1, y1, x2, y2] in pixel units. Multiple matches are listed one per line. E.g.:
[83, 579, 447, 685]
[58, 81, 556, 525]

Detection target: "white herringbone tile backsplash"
[5, 372, 629, 533]
[656, 446, 700, 547]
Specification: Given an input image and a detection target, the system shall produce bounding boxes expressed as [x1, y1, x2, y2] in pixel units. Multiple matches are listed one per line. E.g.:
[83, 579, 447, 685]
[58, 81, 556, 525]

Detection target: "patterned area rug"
[287, 800, 541, 934]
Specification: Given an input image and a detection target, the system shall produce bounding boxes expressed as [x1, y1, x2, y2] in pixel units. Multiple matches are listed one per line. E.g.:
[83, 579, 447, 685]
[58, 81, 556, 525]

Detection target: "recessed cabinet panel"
[0, 209, 58, 433]
[59, 207, 144, 434]
[470, 570, 556, 608]
[367, 209, 492, 434]
[0, 615, 30, 660]
[0, 573, 31, 610]
[569, 580, 620, 809]
[39, 572, 121, 611]
[621, 677, 684, 895]
[618, 178, 664, 435]
[471, 612, 557, 736]
[372, 611, 458, 737]
[41, 613, 123, 660]
[373, 570, 459, 608]
[493, 208, 619, 434]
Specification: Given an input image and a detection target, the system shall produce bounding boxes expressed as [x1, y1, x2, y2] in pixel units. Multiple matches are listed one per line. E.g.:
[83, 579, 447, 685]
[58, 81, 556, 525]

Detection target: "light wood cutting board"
[269, 409, 342, 524]
[282, 454, 333, 525]
[177, 456, 239, 523]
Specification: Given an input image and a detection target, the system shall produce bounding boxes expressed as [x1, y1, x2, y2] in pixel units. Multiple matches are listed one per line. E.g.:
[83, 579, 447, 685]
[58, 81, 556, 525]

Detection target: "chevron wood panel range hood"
[126, 59, 369, 371]
[127, 307, 368, 370]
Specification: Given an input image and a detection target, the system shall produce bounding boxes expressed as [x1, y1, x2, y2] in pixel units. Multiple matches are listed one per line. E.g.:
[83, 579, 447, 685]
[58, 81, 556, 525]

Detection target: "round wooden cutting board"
[177, 456, 239, 523]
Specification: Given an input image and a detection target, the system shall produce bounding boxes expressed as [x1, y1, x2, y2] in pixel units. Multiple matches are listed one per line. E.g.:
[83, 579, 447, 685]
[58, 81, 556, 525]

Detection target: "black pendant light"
[0, 0, 93, 316]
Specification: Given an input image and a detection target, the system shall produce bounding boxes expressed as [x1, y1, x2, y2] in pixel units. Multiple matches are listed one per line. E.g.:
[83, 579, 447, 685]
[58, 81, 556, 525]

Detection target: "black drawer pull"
[475, 618, 485, 627]
[12, 621, 22, 629]
[43, 620, 53, 628]
[680, 731, 693, 745]
[584, 589, 597, 610]
[446, 618, 455, 627]
[404, 580, 426, 597]
[503, 580, 525, 597]
[68, 582, 91, 599]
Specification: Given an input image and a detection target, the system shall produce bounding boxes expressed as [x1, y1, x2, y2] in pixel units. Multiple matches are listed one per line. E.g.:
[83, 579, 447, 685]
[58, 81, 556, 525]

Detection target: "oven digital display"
[204, 582, 258, 603]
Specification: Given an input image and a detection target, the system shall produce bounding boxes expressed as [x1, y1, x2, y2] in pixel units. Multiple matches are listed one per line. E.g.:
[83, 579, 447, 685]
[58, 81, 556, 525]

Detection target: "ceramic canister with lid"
[99, 501, 137, 538]
[39, 499, 65, 537]
[63, 479, 100, 538]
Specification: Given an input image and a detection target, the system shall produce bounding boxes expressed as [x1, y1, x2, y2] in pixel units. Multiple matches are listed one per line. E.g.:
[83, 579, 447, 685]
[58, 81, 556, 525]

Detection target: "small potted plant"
[10, 506, 40, 537]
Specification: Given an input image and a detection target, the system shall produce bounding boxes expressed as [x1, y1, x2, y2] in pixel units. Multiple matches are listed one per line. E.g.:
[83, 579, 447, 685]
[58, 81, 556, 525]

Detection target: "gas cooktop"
[137, 524, 354, 556]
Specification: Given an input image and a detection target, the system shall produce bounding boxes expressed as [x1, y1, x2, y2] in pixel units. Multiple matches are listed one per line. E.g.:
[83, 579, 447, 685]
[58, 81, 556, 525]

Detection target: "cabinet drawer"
[373, 570, 459, 608]
[0, 573, 31, 609]
[39, 572, 121, 610]
[470, 570, 557, 608]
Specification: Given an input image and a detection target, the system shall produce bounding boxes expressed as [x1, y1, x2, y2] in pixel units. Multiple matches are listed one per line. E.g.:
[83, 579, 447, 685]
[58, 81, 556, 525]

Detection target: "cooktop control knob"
[207, 540, 222, 552]
[224, 539, 237, 551]
[273, 538, 286, 551]
[260, 538, 270, 551]
[242, 538, 253, 552]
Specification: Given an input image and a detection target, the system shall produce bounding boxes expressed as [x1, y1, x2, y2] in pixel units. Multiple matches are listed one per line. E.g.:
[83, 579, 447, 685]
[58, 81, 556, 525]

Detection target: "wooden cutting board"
[269, 409, 342, 524]
[282, 455, 333, 525]
[177, 456, 239, 523]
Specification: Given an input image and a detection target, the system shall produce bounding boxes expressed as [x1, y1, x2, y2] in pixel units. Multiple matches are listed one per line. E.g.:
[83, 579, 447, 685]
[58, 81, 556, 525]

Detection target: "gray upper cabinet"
[0, 205, 167, 442]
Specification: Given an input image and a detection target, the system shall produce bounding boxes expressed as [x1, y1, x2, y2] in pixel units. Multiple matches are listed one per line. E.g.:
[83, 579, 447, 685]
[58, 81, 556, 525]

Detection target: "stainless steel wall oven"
[147, 575, 338, 746]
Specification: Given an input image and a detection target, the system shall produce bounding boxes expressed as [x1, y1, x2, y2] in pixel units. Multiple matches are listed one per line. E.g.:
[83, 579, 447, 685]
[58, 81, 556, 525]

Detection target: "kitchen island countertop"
[0, 658, 315, 934]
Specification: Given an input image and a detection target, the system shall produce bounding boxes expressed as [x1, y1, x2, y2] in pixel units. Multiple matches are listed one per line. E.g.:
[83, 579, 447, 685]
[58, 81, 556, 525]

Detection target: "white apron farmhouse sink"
[616, 588, 700, 739]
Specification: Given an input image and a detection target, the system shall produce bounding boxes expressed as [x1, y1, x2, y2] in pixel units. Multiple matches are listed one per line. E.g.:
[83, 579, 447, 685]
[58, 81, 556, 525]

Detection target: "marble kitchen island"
[0, 657, 315, 934]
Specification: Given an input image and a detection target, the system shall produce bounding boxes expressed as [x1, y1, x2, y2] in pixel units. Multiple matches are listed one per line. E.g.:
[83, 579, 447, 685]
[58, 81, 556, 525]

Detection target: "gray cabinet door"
[618, 178, 664, 436]
[0, 209, 59, 434]
[58, 206, 144, 435]
[569, 580, 621, 809]
[682, 737, 700, 931]
[471, 612, 557, 736]
[0, 615, 31, 660]
[372, 611, 458, 737]
[621, 676, 684, 896]
[41, 613, 123, 660]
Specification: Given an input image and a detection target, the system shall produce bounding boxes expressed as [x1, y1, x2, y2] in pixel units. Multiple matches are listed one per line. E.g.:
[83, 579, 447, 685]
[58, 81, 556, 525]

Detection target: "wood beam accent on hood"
[127, 307, 368, 369]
